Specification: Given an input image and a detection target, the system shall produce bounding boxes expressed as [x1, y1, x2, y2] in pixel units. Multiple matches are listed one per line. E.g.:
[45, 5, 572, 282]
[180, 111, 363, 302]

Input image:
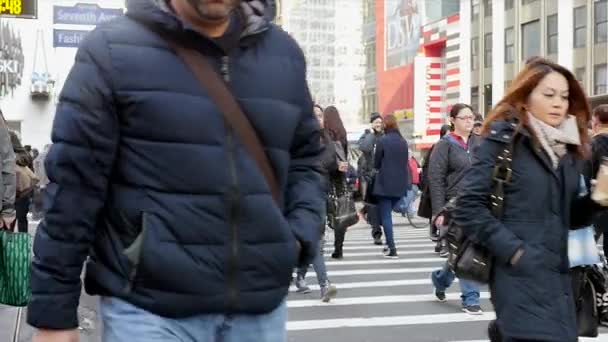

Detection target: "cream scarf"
[527, 112, 581, 169]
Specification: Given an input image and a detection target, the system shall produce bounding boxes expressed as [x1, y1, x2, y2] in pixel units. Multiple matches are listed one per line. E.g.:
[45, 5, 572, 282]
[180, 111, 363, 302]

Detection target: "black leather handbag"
[328, 179, 359, 231]
[445, 135, 515, 284]
[572, 266, 600, 337]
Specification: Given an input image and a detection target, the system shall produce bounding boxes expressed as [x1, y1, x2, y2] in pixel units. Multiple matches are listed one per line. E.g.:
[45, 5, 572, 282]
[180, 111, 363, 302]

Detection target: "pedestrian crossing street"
[286, 215, 608, 342]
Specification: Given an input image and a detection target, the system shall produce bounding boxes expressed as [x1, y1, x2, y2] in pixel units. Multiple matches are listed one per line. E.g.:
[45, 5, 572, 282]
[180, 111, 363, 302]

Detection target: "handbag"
[0, 230, 32, 306]
[446, 133, 515, 284]
[328, 179, 359, 231]
[572, 266, 600, 337]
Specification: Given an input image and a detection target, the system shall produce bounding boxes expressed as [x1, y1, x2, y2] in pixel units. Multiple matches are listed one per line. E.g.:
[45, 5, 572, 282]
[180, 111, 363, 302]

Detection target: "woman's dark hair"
[593, 105, 608, 125]
[323, 106, 347, 147]
[449, 103, 473, 119]
[483, 57, 591, 159]
[440, 124, 452, 138]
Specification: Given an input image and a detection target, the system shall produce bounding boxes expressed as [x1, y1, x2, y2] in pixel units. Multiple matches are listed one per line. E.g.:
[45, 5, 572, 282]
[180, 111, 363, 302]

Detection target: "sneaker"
[320, 284, 337, 302]
[439, 241, 449, 258]
[295, 276, 311, 294]
[462, 305, 483, 315]
[384, 250, 399, 259]
[434, 288, 447, 302]
[373, 237, 383, 245]
[382, 246, 389, 254]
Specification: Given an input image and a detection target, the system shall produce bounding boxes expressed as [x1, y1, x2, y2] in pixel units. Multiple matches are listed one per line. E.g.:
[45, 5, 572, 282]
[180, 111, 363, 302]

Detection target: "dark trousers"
[15, 193, 31, 233]
[333, 227, 346, 253]
[367, 204, 382, 239]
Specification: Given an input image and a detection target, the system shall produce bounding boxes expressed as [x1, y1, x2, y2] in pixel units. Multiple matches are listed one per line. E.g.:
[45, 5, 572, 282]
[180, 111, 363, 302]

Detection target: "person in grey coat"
[429, 103, 483, 315]
[0, 110, 16, 229]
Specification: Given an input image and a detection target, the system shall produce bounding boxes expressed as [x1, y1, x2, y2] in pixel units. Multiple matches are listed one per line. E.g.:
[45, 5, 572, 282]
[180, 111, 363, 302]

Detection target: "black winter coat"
[27, 0, 324, 330]
[453, 120, 596, 341]
[428, 133, 480, 216]
[372, 129, 410, 198]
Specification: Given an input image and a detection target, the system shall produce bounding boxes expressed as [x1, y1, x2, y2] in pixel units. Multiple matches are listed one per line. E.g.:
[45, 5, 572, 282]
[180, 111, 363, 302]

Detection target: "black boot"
[331, 246, 343, 259]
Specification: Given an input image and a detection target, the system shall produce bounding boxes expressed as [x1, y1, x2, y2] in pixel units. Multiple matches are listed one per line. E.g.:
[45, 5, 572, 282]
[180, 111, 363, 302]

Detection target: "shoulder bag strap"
[161, 39, 281, 203]
[490, 136, 516, 218]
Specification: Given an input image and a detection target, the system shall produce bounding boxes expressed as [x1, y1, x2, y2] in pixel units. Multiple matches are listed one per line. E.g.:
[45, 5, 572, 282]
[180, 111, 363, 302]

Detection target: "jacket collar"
[127, 0, 272, 44]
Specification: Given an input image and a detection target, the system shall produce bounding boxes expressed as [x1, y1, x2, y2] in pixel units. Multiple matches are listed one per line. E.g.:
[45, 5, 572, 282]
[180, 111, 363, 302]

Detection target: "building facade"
[280, 0, 365, 128]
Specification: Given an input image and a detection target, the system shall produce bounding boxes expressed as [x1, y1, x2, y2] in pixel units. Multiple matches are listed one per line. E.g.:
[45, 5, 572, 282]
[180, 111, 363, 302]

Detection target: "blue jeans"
[100, 297, 287, 342]
[431, 261, 480, 306]
[378, 196, 401, 251]
[297, 236, 329, 286]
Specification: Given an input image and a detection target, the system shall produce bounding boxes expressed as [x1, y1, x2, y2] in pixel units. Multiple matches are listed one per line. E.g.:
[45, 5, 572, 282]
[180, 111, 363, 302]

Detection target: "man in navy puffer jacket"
[28, 1, 324, 341]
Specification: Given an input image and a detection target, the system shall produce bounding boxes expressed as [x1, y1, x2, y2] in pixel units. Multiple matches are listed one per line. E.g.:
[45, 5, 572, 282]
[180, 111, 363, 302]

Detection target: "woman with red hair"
[453, 58, 605, 341]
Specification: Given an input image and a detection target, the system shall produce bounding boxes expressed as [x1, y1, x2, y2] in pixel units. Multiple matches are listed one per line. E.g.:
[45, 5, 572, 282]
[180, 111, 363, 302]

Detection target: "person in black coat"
[323, 106, 351, 259]
[358, 113, 384, 244]
[587, 105, 608, 256]
[372, 114, 410, 258]
[453, 58, 605, 341]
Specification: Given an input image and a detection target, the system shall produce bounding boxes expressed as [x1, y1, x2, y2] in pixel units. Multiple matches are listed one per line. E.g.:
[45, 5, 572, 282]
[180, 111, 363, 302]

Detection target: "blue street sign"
[53, 3, 123, 26]
[53, 29, 89, 48]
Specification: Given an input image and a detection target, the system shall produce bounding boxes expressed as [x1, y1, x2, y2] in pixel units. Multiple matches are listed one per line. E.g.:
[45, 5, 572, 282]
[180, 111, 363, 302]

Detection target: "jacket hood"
[127, 0, 274, 38]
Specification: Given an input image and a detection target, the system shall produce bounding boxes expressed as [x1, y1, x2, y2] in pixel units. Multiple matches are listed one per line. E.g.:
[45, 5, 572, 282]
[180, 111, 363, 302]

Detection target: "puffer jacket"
[28, 0, 323, 330]
[454, 120, 597, 341]
[428, 133, 480, 216]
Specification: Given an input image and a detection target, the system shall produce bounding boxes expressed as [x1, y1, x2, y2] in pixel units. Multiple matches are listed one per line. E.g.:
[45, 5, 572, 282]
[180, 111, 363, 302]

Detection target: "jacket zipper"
[221, 55, 241, 309]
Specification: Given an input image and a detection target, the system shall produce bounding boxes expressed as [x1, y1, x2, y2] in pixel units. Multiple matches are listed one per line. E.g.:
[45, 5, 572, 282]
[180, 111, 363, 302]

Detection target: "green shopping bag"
[0, 230, 32, 307]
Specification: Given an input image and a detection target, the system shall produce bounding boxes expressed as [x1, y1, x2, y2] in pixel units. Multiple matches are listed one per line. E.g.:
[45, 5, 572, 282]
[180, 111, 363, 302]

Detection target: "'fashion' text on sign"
[53, 29, 88, 48]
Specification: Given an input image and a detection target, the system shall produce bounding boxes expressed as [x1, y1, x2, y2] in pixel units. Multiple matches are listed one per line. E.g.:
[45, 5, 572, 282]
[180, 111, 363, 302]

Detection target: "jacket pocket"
[123, 212, 148, 292]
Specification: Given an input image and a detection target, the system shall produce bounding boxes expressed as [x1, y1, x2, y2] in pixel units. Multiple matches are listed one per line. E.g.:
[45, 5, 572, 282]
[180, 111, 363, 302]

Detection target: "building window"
[484, 33, 492, 68]
[595, 64, 608, 95]
[574, 6, 587, 48]
[471, 87, 480, 114]
[472, 0, 480, 20]
[521, 20, 540, 61]
[471, 37, 479, 71]
[505, 0, 514, 10]
[547, 14, 558, 55]
[484, 84, 493, 115]
[522, 0, 538, 4]
[484, 0, 492, 17]
[575, 67, 586, 84]
[505, 27, 514, 64]
[595, 0, 608, 44]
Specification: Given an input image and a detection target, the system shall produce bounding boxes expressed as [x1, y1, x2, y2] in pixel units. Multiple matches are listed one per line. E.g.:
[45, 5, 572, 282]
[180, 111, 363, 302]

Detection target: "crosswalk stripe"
[289, 278, 457, 291]
[340, 245, 435, 250]
[325, 258, 441, 266]
[295, 267, 438, 278]
[323, 250, 434, 257]
[339, 240, 433, 245]
[287, 312, 496, 331]
[288, 292, 491, 308]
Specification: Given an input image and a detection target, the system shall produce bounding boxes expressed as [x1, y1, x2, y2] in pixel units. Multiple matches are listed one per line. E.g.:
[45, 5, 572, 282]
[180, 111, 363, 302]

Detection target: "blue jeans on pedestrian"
[431, 261, 480, 306]
[378, 196, 401, 251]
[297, 236, 329, 286]
[100, 296, 287, 342]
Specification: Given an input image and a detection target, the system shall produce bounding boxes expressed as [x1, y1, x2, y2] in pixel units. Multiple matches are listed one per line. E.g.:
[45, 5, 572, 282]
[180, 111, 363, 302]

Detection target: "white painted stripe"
[340, 245, 435, 250]
[454, 338, 608, 342]
[324, 250, 434, 257]
[446, 73, 460, 82]
[340, 242, 435, 248]
[287, 312, 495, 331]
[426, 57, 443, 63]
[339, 237, 431, 243]
[289, 278, 456, 292]
[296, 267, 438, 278]
[446, 49, 460, 60]
[288, 292, 491, 308]
[326, 258, 442, 266]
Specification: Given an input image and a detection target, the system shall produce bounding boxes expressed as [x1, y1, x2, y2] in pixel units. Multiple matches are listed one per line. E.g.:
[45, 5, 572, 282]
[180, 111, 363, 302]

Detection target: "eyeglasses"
[455, 116, 475, 121]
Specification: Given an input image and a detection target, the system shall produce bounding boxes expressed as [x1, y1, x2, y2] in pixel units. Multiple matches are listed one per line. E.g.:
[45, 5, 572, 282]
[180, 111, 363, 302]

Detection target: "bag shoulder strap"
[162, 39, 281, 203]
[490, 122, 517, 219]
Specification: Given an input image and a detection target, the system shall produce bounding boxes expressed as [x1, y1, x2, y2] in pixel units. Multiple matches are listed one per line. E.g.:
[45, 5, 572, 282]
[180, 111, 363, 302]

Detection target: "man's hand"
[33, 329, 79, 342]
[433, 215, 444, 227]
[1, 213, 15, 229]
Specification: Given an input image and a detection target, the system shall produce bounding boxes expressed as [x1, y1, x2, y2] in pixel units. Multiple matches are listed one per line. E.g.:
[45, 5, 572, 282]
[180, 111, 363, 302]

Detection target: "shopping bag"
[569, 226, 601, 268]
[0, 230, 32, 307]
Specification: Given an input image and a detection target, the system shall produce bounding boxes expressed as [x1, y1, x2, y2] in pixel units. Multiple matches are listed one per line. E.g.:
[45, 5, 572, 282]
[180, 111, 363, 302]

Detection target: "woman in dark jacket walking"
[454, 58, 603, 341]
[294, 104, 338, 301]
[372, 115, 409, 258]
[323, 106, 351, 259]
[429, 103, 483, 315]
